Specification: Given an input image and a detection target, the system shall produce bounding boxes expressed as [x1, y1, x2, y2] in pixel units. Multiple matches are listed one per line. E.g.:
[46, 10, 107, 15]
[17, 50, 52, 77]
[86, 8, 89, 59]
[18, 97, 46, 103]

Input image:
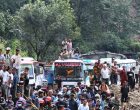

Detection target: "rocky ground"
[110, 84, 140, 110]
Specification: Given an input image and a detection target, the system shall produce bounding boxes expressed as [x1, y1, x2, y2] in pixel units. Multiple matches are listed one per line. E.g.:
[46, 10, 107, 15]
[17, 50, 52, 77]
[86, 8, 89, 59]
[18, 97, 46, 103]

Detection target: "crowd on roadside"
[0, 47, 31, 110]
[0, 45, 140, 110]
[85, 58, 140, 109]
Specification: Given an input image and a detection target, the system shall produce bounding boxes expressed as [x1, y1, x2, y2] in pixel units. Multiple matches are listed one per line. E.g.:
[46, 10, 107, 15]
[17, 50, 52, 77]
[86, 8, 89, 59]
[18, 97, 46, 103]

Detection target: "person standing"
[55, 75, 62, 90]
[121, 81, 129, 105]
[111, 61, 118, 85]
[7, 67, 13, 96]
[138, 68, 140, 92]
[134, 62, 139, 84]
[23, 67, 29, 97]
[69, 94, 78, 110]
[11, 48, 21, 70]
[101, 65, 110, 85]
[0, 90, 6, 109]
[4, 47, 11, 66]
[67, 39, 72, 52]
[1, 65, 9, 99]
[62, 38, 68, 50]
[85, 72, 91, 87]
[78, 99, 89, 110]
[93, 62, 101, 83]
[119, 66, 128, 86]
[0, 49, 5, 66]
[127, 68, 135, 91]
[11, 68, 19, 101]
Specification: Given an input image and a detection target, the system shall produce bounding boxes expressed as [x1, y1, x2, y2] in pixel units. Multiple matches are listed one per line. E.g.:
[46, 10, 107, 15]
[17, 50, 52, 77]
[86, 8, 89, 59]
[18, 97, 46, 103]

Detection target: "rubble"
[110, 84, 140, 110]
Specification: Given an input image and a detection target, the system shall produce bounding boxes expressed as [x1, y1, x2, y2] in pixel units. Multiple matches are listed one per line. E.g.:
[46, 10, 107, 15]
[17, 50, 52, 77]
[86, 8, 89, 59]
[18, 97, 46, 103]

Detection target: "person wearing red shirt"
[119, 66, 128, 86]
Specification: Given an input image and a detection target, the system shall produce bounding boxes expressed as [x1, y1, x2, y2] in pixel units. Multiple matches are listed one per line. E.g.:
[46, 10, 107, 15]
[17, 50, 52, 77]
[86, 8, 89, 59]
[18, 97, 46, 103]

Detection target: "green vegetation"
[0, 0, 140, 60]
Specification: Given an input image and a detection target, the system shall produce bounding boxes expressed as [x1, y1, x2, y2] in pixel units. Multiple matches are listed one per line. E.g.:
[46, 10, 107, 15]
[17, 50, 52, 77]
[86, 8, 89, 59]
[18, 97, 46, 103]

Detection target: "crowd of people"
[84, 58, 140, 109]
[0, 46, 140, 110]
[0, 47, 31, 110]
[59, 38, 80, 59]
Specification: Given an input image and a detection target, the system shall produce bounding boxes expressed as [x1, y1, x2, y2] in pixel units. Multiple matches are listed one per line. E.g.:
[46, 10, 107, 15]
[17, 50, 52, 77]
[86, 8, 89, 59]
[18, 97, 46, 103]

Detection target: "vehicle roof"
[20, 57, 37, 64]
[55, 59, 83, 63]
[100, 58, 112, 63]
[82, 59, 98, 64]
[20, 57, 34, 61]
[115, 59, 136, 64]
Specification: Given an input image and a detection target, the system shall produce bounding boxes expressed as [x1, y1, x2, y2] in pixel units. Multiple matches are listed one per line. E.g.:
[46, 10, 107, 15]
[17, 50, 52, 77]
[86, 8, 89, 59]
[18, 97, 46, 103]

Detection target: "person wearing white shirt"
[4, 47, 11, 66]
[85, 73, 90, 87]
[0, 65, 3, 76]
[2, 65, 10, 99]
[11, 48, 21, 70]
[7, 67, 13, 97]
[35, 74, 43, 89]
[2, 67, 9, 85]
[101, 65, 110, 85]
[78, 99, 89, 110]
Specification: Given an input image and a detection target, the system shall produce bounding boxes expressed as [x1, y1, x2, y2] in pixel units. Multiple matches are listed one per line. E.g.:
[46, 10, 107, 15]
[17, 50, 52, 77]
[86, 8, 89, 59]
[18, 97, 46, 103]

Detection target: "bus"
[115, 59, 136, 71]
[80, 51, 127, 59]
[82, 59, 97, 72]
[54, 59, 86, 87]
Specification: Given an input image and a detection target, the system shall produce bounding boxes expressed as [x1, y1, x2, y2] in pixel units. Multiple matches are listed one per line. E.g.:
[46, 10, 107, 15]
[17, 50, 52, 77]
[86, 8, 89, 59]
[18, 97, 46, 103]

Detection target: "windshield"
[55, 66, 81, 78]
[19, 64, 34, 77]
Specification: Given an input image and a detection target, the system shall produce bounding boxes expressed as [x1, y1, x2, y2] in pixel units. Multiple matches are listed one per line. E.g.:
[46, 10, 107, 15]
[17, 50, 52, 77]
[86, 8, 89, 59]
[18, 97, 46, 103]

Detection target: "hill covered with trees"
[0, 0, 139, 61]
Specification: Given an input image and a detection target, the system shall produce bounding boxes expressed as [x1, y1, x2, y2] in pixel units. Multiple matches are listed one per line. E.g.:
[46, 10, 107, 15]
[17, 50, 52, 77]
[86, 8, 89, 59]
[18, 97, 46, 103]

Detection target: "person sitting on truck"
[60, 49, 69, 59]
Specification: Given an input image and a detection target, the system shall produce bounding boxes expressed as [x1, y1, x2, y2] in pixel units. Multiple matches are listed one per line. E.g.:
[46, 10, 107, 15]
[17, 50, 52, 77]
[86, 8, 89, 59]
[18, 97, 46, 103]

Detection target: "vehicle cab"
[18, 57, 37, 86]
[18, 57, 47, 88]
[54, 59, 86, 87]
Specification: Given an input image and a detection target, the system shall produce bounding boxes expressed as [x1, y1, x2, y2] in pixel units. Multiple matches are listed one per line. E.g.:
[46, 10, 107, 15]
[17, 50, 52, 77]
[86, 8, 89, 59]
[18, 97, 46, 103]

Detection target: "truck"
[18, 57, 47, 89]
[54, 59, 86, 87]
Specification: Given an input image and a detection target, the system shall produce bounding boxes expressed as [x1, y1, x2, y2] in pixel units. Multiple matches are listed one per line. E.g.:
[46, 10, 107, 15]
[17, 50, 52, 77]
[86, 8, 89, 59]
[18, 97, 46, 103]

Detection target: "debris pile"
[111, 85, 140, 110]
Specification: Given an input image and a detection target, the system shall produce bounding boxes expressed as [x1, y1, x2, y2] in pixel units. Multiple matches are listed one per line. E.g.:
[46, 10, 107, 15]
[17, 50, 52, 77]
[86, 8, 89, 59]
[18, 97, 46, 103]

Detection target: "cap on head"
[16, 48, 20, 51]
[6, 47, 11, 51]
[38, 89, 44, 93]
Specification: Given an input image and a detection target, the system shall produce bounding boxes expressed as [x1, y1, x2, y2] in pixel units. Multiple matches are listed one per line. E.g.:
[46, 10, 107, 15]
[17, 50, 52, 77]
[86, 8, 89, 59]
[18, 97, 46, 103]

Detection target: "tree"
[70, 0, 139, 53]
[0, 12, 15, 40]
[15, 0, 80, 60]
[0, 0, 28, 14]
[95, 32, 123, 52]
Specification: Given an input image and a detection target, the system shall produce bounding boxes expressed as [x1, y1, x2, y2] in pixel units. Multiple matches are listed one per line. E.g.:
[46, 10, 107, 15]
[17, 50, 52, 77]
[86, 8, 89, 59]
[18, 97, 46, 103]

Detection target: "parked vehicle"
[18, 57, 47, 89]
[54, 59, 86, 87]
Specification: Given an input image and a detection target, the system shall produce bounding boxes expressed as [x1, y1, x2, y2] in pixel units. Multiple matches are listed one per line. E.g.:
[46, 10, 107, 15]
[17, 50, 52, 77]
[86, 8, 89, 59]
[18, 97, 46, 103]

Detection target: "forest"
[0, 0, 140, 61]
